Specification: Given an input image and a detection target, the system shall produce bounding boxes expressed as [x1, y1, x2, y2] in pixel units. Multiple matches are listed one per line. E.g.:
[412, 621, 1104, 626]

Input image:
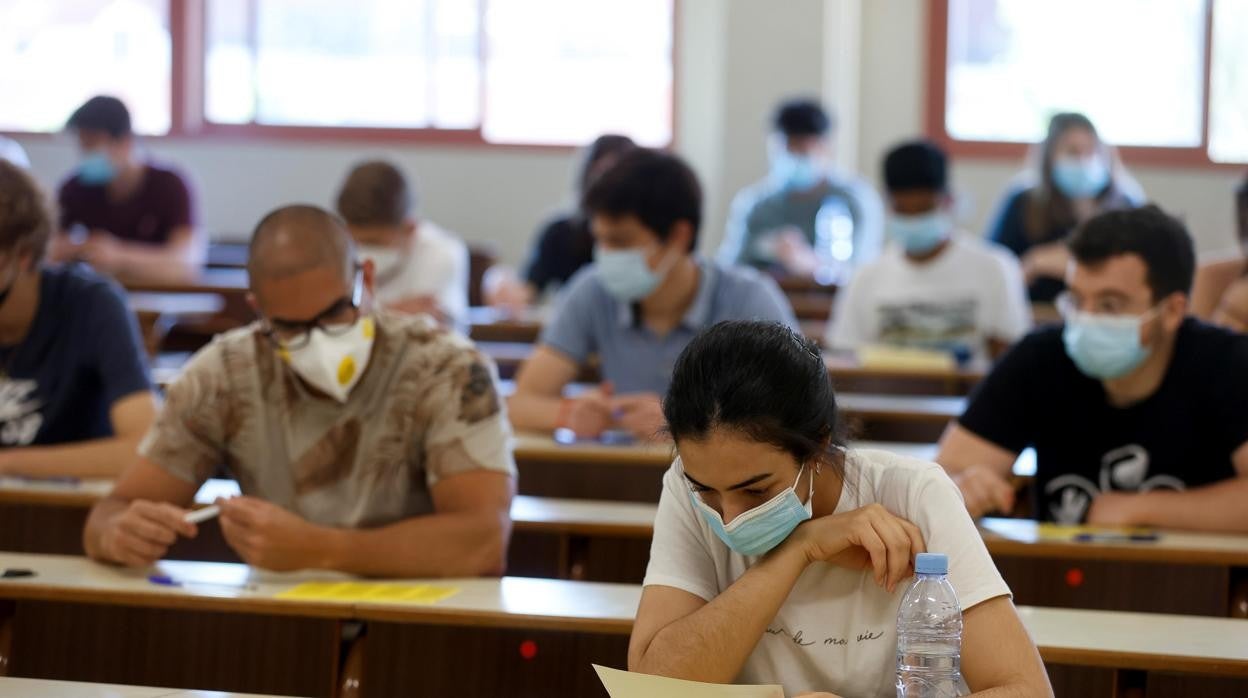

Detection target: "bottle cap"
[915, 553, 948, 575]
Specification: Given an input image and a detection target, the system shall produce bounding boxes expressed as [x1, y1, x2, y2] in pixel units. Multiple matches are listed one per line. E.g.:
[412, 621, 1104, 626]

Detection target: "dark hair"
[582, 148, 702, 250]
[1067, 205, 1195, 300]
[884, 140, 948, 193]
[578, 134, 636, 195]
[335, 161, 412, 228]
[66, 95, 132, 139]
[773, 99, 833, 138]
[664, 321, 844, 467]
[0, 160, 52, 262]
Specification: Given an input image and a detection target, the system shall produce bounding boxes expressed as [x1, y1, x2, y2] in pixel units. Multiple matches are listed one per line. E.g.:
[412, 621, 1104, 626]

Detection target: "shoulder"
[557, 263, 611, 304]
[41, 264, 128, 313]
[144, 163, 191, 190]
[57, 173, 86, 200]
[416, 221, 468, 261]
[951, 236, 1020, 271]
[535, 213, 579, 240]
[1178, 319, 1248, 363]
[847, 448, 956, 511]
[708, 260, 779, 293]
[376, 312, 482, 366]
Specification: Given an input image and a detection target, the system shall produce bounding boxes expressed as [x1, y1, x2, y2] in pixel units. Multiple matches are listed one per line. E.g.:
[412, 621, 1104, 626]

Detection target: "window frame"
[924, 0, 1242, 170]
[4, 0, 679, 151]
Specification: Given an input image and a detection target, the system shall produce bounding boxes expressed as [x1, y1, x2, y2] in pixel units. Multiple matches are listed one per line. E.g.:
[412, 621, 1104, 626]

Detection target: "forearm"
[115, 241, 200, 279]
[631, 544, 809, 683]
[1133, 481, 1248, 533]
[324, 508, 511, 577]
[4, 436, 144, 479]
[506, 393, 562, 432]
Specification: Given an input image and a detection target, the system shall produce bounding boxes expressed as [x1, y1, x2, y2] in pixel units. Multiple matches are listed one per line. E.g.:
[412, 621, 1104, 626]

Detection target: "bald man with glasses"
[85, 205, 516, 577]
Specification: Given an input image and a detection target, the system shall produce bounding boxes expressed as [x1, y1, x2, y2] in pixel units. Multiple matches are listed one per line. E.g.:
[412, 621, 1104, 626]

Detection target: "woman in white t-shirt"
[631, 320, 1051, 697]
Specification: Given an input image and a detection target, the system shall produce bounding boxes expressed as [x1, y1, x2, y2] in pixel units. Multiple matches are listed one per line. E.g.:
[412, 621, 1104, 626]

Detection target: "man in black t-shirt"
[938, 206, 1248, 531]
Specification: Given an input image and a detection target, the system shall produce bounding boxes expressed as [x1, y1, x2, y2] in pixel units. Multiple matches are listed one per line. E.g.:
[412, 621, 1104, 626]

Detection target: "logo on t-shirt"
[877, 299, 978, 353]
[1044, 444, 1186, 524]
[0, 378, 43, 446]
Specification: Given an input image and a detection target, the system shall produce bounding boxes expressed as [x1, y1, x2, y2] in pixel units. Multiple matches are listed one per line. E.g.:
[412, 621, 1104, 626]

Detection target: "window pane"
[0, 0, 170, 134]
[482, 0, 673, 146]
[205, 0, 480, 129]
[1209, 0, 1248, 163]
[945, 0, 1205, 147]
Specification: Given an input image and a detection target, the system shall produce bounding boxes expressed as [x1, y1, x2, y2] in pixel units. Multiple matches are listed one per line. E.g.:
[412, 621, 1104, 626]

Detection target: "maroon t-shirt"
[58, 163, 195, 246]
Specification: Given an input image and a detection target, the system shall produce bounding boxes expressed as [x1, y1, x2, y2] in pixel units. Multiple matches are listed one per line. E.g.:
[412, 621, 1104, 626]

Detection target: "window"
[929, 0, 1247, 166]
[1, 0, 674, 147]
[0, 0, 171, 134]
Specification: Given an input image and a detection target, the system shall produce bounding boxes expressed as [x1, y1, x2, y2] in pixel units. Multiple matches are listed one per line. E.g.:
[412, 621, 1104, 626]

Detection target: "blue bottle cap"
[915, 553, 948, 575]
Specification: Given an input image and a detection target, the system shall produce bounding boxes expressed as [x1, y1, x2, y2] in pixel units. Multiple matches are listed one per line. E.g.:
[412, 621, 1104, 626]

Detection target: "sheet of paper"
[275, 581, 459, 604]
[594, 665, 784, 698]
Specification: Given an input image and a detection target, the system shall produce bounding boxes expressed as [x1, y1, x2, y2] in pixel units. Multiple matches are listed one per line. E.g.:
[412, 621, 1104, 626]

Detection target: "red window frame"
[923, 0, 1241, 171]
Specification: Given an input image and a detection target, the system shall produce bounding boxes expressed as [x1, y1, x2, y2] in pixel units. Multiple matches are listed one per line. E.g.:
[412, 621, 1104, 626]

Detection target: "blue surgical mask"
[594, 246, 674, 302]
[1052, 156, 1110, 199]
[888, 210, 951, 255]
[78, 151, 117, 185]
[691, 464, 813, 557]
[1062, 308, 1157, 380]
[770, 150, 823, 192]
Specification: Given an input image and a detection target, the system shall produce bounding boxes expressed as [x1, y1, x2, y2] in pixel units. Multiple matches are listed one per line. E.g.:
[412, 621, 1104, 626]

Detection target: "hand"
[99, 500, 198, 567]
[774, 228, 818, 277]
[952, 465, 1015, 518]
[386, 295, 450, 325]
[787, 503, 926, 593]
[80, 231, 124, 272]
[562, 383, 615, 438]
[1021, 242, 1068, 285]
[218, 496, 328, 571]
[609, 393, 667, 441]
[1085, 491, 1150, 527]
[482, 266, 533, 314]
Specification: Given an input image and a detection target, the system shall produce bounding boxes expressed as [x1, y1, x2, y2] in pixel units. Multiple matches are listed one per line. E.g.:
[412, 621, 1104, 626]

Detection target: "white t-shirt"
[643, 449, 1011, 698]
[825, 235, 1030, 358]
[357, 220, 469, 333]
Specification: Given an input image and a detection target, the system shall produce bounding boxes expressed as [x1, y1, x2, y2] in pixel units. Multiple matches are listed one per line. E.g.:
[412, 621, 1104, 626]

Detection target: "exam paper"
[594, 665, 784, 698]
[275, 581, 459, 604]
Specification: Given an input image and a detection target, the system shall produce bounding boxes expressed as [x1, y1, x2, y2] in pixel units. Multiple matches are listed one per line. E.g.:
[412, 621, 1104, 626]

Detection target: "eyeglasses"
[261, 271, 363, 350]
[1055, 291, 1160, 322]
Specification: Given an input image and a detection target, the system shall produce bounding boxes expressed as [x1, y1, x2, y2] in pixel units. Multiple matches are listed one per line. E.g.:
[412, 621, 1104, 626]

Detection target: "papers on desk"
[857, 344, 957, 372]
[276, 581, 458, 604]
[982, 517, 1156, 543]
[594, 666, 783, 698]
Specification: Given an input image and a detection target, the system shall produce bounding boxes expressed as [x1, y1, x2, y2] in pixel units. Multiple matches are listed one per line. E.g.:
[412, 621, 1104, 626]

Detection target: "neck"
[638, 256, 699, 334]
[0, 270, 42, 346]
[107, 159, 144, 198]
[904, 237, 952, 264]
[1102, 329, 1177, 407]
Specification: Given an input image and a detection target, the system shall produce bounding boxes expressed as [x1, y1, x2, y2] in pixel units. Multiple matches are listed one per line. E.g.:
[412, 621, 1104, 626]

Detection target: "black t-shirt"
[523, 213, 595, 294]
[0, 265, 152, 447]
[958, 319, 1248, 523]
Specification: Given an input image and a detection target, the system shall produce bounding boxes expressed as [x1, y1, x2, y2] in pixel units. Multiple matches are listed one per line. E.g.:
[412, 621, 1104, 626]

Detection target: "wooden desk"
[824, 353, 986, 396]
[120, 268, 249, 296]
[121, 269, 254, 354]
[837, 392, 964, 442]
[0, 677, 304, 697]
[130, 293, 226, 356]
[467, 307, 544, 344]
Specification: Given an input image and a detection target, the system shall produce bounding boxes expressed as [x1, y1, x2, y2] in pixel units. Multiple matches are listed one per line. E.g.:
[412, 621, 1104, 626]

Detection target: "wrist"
[318, 526, 350, 570]
[554, 398, 575, 430]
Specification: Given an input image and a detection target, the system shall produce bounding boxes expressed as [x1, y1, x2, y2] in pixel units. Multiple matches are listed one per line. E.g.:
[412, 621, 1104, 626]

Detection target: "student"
[485, 135, 636, 311]
[718, 98, 883, 276]
[0, 160, 157, 479]
[827, 141, 1030, 360]
[1190, 172, 1248, 331]
[335, 160, 469, 332]
[508, 149, 796, 441]
[987, 112, 1141, 303]
[938, 207, 1248, 529]
[0, 135, 29, 168]
[52, 96, 205, 281]
[84, 205, 515, 575]
[630, 320, 1051, 696]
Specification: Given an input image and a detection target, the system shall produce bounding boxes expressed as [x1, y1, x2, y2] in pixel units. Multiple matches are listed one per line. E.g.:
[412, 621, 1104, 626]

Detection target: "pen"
[1072, 532, 1160, 543]
[148, 574, 258, 591]
[184, 505, 220, 524]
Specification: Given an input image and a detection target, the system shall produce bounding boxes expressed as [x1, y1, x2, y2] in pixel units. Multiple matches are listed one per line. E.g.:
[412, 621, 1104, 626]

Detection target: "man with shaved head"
[84, 205, 516, 576]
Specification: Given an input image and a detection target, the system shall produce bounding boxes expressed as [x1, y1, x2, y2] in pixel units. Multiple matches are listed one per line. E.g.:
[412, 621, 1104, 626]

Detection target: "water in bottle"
[896, 553, 970, 697]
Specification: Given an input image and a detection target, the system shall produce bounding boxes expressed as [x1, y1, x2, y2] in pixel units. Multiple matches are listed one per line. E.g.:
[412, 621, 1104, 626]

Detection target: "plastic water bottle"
[896, 553, 970, 697]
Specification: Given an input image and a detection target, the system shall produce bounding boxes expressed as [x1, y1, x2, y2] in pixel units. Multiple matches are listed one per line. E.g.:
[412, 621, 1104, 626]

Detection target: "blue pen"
[148, 574, 258, 591]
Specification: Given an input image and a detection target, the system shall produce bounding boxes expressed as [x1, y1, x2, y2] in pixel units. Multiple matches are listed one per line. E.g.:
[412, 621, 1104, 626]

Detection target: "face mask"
[888, 210, 951, 255]
[595, 246, 675, 302]
[1062, 309, 1156, 380]
[1052, 156, 1110, 199]
[78, 151, 117, 185]
[691, 464, 814, 557]
[358, 244, 407, 285]
[280, 316, 376, 402]
[770, 150, 823, 192]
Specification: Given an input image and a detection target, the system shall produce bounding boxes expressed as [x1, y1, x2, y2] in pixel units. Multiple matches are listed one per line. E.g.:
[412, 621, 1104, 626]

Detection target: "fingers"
[219, 514, 257, 563]
[855, 522, 889, 589]
[135, 501, 198, 538]
[877, 516, 914, 592]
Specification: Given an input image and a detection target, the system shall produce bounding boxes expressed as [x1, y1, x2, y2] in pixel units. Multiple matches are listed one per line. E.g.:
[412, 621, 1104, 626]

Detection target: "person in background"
[987, 112, 1141, 303]
[0, 160, 157, 479]
[938, 207, 1248, 531]
[630, 320, 1051, 697]
[508, 149, 796, 442]
[0, 135, 30, 168]
[718, 98, 883, 278]
[336, 160, 470, 332]
[83, 205, 515, 575]
[484, 134, 637, 312]
[1190, 172, 1248, 331]
[827, 141, 1030, 360]
[52, 96, 205, 281]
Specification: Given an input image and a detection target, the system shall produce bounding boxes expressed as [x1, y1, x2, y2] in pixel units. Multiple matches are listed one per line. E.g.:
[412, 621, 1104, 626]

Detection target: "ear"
[1162, 292, 1188, 332]
[246, 291, 261, 318]
[403, 217, 419, 240]
[666, 221, 695, 255]
[361, 258, 377, 297]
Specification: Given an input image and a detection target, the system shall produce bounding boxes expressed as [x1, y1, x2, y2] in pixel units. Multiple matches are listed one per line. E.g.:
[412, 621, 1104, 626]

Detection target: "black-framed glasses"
[261, 270, 363, 350]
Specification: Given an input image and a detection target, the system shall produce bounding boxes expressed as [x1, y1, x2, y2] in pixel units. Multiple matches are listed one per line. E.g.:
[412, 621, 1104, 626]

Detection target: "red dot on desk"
[519, 640, 539, 660]
[1065, 568, 1085, 588]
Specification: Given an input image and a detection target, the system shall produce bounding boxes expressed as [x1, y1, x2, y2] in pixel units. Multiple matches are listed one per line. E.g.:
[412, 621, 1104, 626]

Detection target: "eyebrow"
[684, 472, 773, 491]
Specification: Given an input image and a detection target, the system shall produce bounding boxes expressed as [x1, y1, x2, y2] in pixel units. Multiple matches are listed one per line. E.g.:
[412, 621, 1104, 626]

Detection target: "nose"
[720, 501, 750, 527]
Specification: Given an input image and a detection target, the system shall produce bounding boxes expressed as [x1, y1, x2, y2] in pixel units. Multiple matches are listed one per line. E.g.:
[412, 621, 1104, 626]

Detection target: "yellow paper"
[276, 581, 458, 604]
[594, 665, 783, 698]
[857, 344, 956, 372]
[1034, 523, 1154, 541]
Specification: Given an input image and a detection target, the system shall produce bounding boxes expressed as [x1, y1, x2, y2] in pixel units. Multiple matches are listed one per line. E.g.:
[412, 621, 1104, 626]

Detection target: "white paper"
[594, 665, 784, 698]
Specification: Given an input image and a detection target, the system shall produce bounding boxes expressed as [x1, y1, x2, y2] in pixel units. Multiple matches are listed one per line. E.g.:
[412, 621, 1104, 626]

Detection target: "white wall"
[13, 0, 1243, 266]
